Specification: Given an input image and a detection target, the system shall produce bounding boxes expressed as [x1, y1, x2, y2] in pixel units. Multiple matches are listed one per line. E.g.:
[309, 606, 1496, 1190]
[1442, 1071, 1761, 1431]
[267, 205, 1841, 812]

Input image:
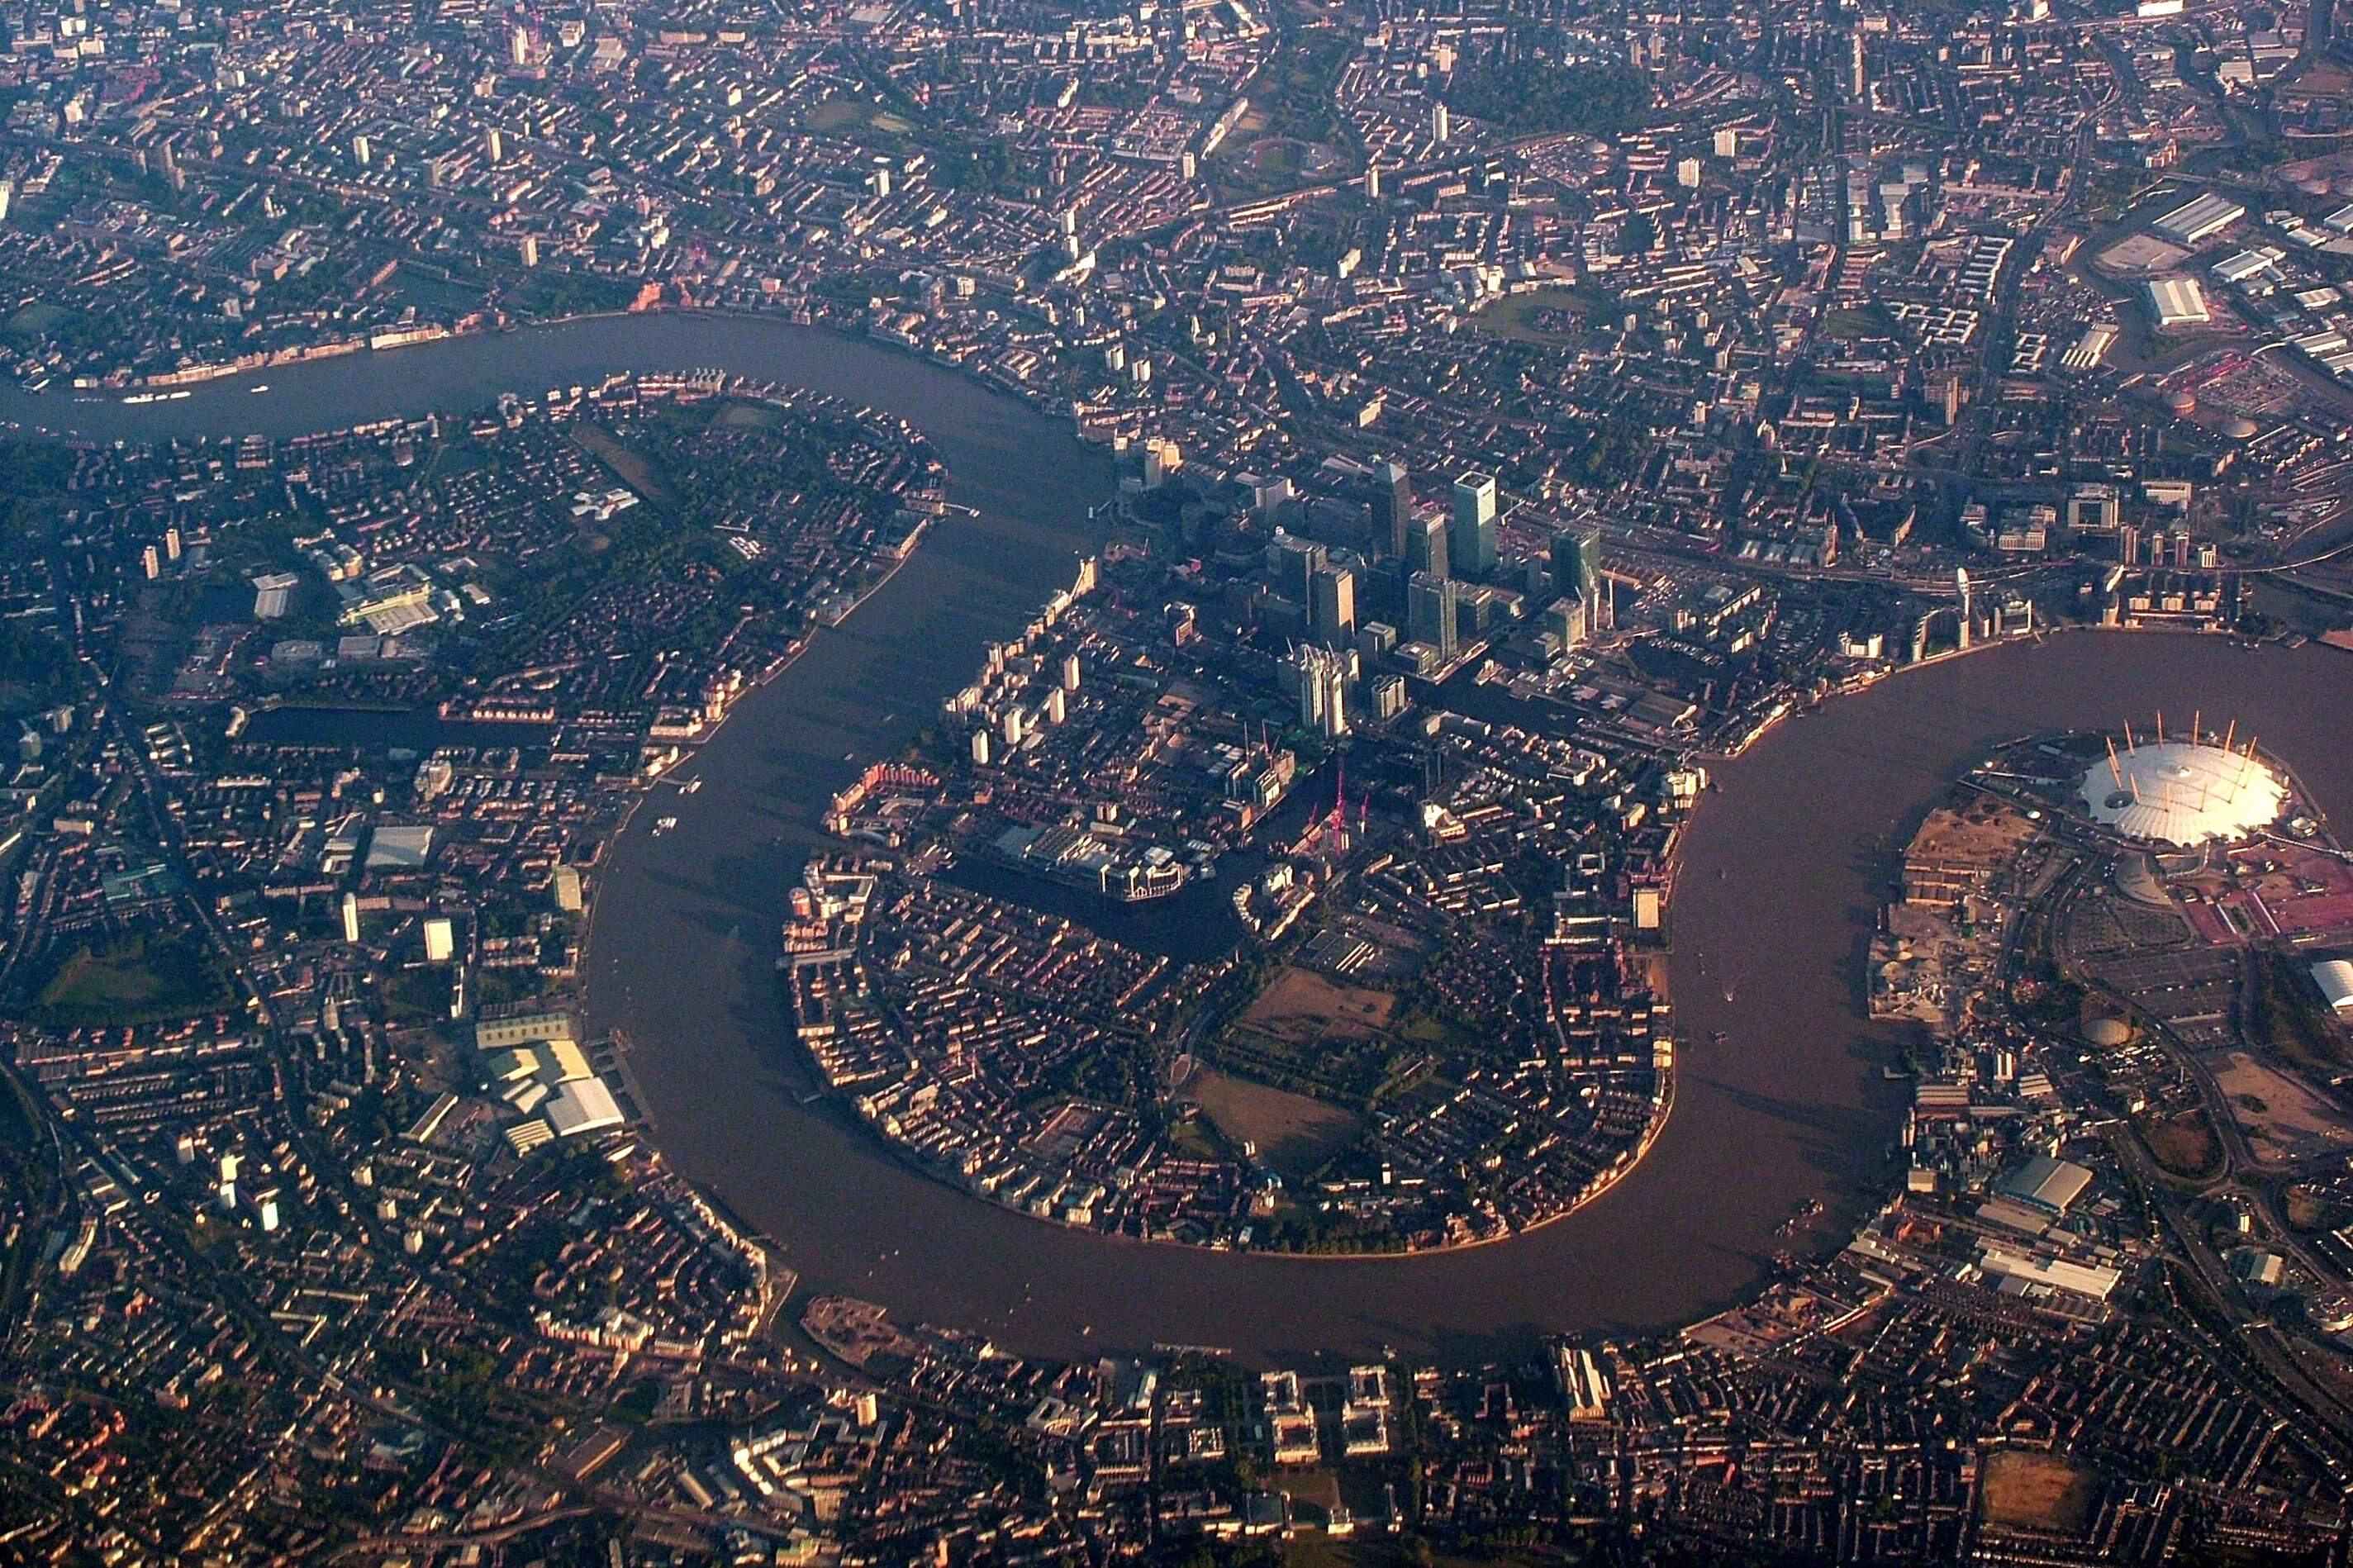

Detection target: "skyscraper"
[1295, 645, 1348, 737]
[1541, 595, 1589, 656]
[1273, 534, 1325, 605]
[1551, 526, 1600, 609]
[1376, 460, 1413, 559]
[1405, 513, 1449, 582]
[1310, 565, 1357, 645]
[1450, 473, 1497, 579]
[1408, 573, 1458, 659]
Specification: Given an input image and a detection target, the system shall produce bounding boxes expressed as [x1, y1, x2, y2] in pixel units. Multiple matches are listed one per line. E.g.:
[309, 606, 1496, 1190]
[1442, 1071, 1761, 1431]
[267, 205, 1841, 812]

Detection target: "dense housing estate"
[11, 0, 2353, 1560]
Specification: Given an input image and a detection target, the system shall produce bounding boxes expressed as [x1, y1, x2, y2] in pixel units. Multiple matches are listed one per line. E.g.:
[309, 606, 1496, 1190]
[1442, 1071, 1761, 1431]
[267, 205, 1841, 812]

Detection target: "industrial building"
[2001, 1155, 2094, 1215]
[2314, 958, 2353, 1016]
[2145, 275, 2211, 330]
[2150, 192, 2246, 245]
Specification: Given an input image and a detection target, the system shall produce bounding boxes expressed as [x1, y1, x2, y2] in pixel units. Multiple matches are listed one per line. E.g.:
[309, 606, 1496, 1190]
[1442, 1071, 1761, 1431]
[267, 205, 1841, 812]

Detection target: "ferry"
[653, 815, 679, 836]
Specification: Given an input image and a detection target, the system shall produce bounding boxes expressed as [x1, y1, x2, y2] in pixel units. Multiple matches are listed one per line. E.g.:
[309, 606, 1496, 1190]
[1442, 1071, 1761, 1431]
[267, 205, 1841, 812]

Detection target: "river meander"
[15, 316, 2353, 1364]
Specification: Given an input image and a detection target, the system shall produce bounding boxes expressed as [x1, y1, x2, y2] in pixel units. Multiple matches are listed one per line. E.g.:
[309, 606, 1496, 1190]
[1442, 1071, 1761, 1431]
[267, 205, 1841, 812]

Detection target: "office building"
[1376, 460, 1413, 558]
[1541, 595, 1588, 655]
[1295, 645, 1348, 737]
[1451, 473, 1497, 578]
[1405, 513, 1449, 582]
[1273, 535, 1325, 604]
[1310, 565, 1357, 644]
[1552, 526, 1600, 608]
[1408, 573, 1459, 659]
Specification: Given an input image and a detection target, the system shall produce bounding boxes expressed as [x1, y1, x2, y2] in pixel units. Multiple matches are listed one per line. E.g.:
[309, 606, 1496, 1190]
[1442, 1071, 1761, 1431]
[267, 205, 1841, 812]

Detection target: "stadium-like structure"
[2075, 725, 2287, 848]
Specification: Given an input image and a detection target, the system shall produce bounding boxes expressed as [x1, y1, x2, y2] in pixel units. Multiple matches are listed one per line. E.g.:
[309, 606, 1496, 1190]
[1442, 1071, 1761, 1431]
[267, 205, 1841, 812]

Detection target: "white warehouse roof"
[2146, 275, 2211, 329]
[2002, 1155, 2094, 1215]
[2315, 958, 2353, 1015]
[2076, 739, 2287, 847]
[544, 1076, 625, 1138]
[1979, 1247, 2122, 1302]
[2151, 192, 2246, 245]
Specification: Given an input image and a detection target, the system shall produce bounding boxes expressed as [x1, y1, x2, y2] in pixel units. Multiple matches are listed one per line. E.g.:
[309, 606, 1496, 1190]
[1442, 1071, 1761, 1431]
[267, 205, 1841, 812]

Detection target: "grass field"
[1818, 305, 1890, 341]
[2138, 1106, 2223, 1180]
[1979, 1449, 2099, 1534]
[573, 423, 676, 507]
[1210, 23, 1360, 197]
[1210, 966, 1403, 1114]
[1243, 967, 1395, 1039]
[1186, 1067, 1360, 1181]
[6, 302, 71, 340]
[1471, 286, 1607, 345]
[804, 99, 915, 138]
[22, 928, 235, 1028]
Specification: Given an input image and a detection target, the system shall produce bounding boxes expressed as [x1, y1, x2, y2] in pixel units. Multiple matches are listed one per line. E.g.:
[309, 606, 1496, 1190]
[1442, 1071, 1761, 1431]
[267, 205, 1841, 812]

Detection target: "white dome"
[2076, 739, 2286, 847]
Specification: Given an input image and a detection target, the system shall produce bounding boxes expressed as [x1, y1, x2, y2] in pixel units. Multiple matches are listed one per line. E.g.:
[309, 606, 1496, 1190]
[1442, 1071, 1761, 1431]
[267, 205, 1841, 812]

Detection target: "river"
[16, 316, 2353, 1366]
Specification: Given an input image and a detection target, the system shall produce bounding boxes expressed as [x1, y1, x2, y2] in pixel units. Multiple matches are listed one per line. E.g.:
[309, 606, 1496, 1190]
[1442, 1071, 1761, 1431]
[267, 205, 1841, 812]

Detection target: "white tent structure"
[2314, 959, 2353, 1017]
[2076, 725, 2286, 847]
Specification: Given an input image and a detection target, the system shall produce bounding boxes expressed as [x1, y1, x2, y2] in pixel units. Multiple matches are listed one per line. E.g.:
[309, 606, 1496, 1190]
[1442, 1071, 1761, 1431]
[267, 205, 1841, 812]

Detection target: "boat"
[250, 383, 271, 393]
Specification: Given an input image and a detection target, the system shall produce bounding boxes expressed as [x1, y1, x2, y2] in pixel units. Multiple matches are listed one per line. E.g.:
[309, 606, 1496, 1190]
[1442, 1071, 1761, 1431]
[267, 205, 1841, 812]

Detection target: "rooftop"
[2075, 739, 2287, 848]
